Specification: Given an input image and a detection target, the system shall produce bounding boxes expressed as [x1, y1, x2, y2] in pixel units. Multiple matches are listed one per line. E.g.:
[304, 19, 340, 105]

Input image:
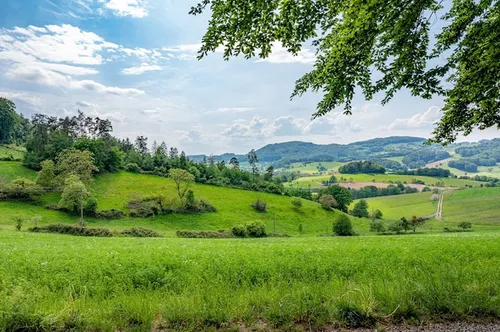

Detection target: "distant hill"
[191, 136, 433, 166]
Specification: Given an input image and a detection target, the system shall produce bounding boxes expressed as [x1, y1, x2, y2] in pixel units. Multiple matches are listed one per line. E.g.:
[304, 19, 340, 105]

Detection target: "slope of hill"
[0, 163, 358, 235]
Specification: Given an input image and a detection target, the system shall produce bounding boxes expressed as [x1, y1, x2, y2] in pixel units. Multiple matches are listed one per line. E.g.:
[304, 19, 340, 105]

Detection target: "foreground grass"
[0, 231, 498, 331]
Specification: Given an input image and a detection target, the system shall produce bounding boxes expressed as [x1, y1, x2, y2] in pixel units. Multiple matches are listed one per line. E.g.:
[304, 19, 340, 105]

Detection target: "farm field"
[441, 187, 500, 226]
[288, 173, 481, 189]
[351, 192, 438, 221]
[279, 161, 344, 174]
[0, 231, 499, 331]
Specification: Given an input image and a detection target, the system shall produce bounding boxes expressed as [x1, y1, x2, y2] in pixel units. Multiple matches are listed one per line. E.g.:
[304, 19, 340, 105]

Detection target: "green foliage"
[410, 216, 426, 233]
[125, 163, 141, 173]
[176, 230, 233, 238]
[318, 194, 337, 210]
[251, 198, 267, 212]
[291, 197, 302, 210]
[400, 217, 411, 233]
[95, 209, 126, 220]
[29, 224, 113, 237]
[245, 221, 267, 237]
[12, 216, 24, 231]
[458, 222, 472, 231]
[35, 160, 55, 187]
[333, 214, 354, 236]
[298, 223, 303, 235]
[191, 0, 499, 143]
[0, 98, 29, 145]
[369, 220, 385, 233]
[56, 148, 98, 185]
[351, 199, 369, 218]
[231, 225, 247, 237]
[372, 209, 383, 219]
[339, 161, 385, 174]
[120, 227, 163, 238]
[169, 168, 195, 201]
[58, 176, 97, 215]
[0, 178, 42, 199]
[388, 222, 404, 234]
[320, 185, 353, 212]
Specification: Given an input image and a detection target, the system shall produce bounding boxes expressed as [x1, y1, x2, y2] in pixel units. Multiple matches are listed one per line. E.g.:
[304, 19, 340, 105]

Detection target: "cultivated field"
[0, 231, 499, 331]
[288, 173, 481, 189]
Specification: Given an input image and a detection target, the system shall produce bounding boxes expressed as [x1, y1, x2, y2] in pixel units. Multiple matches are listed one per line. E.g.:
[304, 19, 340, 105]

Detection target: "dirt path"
[342, 321, 500, 331]
[435, 192, 444, 220]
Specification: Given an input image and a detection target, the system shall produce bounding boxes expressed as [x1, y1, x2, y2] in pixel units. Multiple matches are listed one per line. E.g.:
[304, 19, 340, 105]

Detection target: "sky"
[0, 0, 497, 155]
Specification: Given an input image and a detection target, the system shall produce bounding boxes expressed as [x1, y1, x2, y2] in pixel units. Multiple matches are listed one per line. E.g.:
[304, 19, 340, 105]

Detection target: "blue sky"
[0, 0, 496, 154]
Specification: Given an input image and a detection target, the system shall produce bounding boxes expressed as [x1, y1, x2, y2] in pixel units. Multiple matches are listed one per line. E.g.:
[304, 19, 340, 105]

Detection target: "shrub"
[245, 221, 267, 237]
[231, 225, 247, 237]
[120, 227, 163, 238]
[251, 199, 267, 212]
[370, 220, 385, 233]
[298, 223, 303, 235]
[176, 230, 233, 238]
[12, 216, 24, 231]
[351, 199, 369, 218]
[333, 214, 354, 236]
[318, 194, 337, 210]
[388, 222, 404, 234]
[291, 197, 302, 210]
[129, 200, 160, 217]
[31, 216, 42, 227]
[96, 209, 126, 219]
[422, 186, 432, 192]
[125, 163, 141, 173]
[458, 222, 472, 230]
[29, 224, 113, 237]
[372, 209, 383, 219]
[199, 199, 217, 212]
[84, 196, 99, 213]
[1, 178, 43, 200]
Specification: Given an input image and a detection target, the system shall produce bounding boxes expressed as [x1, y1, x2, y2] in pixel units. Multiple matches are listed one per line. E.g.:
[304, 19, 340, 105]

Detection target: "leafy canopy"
[191, 0, 500, 143]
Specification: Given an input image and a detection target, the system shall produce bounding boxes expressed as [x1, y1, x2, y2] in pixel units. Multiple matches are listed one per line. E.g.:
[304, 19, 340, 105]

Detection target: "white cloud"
[388, 106, 442, 130]
[271, 116, 307, 136]
[76, 100, 98, 108]
[162, 44, 202, 53]
[122, 63, 162, 75]
[102, 0, 148, 18]
[141, 109, 159, 114]
[222, 116, 271, 138]
[5, 66, 144, 96]
[0, 91, 42, 108]
[212, 107, 255, 114]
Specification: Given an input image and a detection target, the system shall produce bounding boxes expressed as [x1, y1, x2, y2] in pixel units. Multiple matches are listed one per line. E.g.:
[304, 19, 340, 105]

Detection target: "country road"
[435, 192, 444, 220]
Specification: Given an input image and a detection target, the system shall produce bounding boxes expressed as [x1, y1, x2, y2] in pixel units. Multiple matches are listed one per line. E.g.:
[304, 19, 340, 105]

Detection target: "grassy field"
[441, 187, 500, 226]
[289, 173, 481, 189]
[0, 166, 360, 236]
[441, 162, 500, 178]
[351, 192, 438, 221]
[280, 161, 344, 174]
[0, 161, 37, 181]
[0, 231, 498, 331]
[0, 145, 24, 160]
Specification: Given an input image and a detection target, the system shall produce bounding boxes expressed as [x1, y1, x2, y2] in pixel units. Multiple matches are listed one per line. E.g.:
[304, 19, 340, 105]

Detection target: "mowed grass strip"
[0, 231, 498, 331]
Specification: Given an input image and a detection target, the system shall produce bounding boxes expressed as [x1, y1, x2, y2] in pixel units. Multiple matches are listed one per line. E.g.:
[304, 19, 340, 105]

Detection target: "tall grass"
[0, 231, 498, 330]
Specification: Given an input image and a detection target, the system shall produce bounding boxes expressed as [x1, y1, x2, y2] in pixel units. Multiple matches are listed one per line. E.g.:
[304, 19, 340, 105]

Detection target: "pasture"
[0, 231, 498, 331]
[280, 161, 344, 174]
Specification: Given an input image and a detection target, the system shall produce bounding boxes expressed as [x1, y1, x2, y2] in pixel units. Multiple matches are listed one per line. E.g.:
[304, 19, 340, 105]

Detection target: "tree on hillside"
[229, 157, 240, 169]
[351, 199, 369, 218]
[0, 98, 29, 144]
[264, 166, 274, 181]
[58, 176, 97, 226]
[318, 194, 337, 210]
[169, 168, 195, 201]
[135, 136, 148, 156]
[36, 160, 55, 187]
[410, 216, 426, 233]
[247, 149, 259, 183]
[333, 214, 354, 236]
[321, 185, 353, 213]
[56, 148, 98, 185]
[190, 0, 500, 143]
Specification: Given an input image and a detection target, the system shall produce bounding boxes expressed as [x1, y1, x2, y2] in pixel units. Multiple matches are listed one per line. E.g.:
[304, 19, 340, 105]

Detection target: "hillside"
[0, 163, 357, 235]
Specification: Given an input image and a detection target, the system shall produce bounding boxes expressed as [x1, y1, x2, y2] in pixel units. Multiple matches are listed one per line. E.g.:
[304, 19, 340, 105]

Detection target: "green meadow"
[0, 231, 499, 331]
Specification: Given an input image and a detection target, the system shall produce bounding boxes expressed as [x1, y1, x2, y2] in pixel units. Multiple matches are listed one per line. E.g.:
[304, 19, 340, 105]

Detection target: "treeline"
[402, 150, 450, 168]
[396, 168, 450, 178]
[339, 161, 385, 174]
[349, 184, 419, 200]
[0, 98, 30, 145]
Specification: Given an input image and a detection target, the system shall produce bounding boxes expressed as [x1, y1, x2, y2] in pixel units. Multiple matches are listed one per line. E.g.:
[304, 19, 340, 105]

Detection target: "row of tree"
[338, 161, 386, 174]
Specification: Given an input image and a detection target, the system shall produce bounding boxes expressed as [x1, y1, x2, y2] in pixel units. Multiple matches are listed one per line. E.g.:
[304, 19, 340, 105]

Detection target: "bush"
[29, 224, 113, 237]
[12, 216, 24, 231]
[388, 222, 404, 234]
[199, 199, 217, 212]
[458, 222, 472, 230]
[96, 209, 126, 219]
[231, 225, 247, 237]
[318, 194, 337, 210]
[176, 230, 233, 238]
[333, 214, 354, 236]
[372, 209, 383, 219]
[370, 220, 385, 233]
[351, 199, 369, 218]
[251, 199, 267, 212]
[291, 197, 302, 210]
[245, 221, 267, 237]
[120, 227, 163, 238]
[125, 163, 141, 173]
[0, 178, 43, 200]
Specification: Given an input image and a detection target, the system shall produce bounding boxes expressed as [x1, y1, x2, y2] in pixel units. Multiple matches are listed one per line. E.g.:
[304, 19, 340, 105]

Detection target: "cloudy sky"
[0, 0, 496, 154]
